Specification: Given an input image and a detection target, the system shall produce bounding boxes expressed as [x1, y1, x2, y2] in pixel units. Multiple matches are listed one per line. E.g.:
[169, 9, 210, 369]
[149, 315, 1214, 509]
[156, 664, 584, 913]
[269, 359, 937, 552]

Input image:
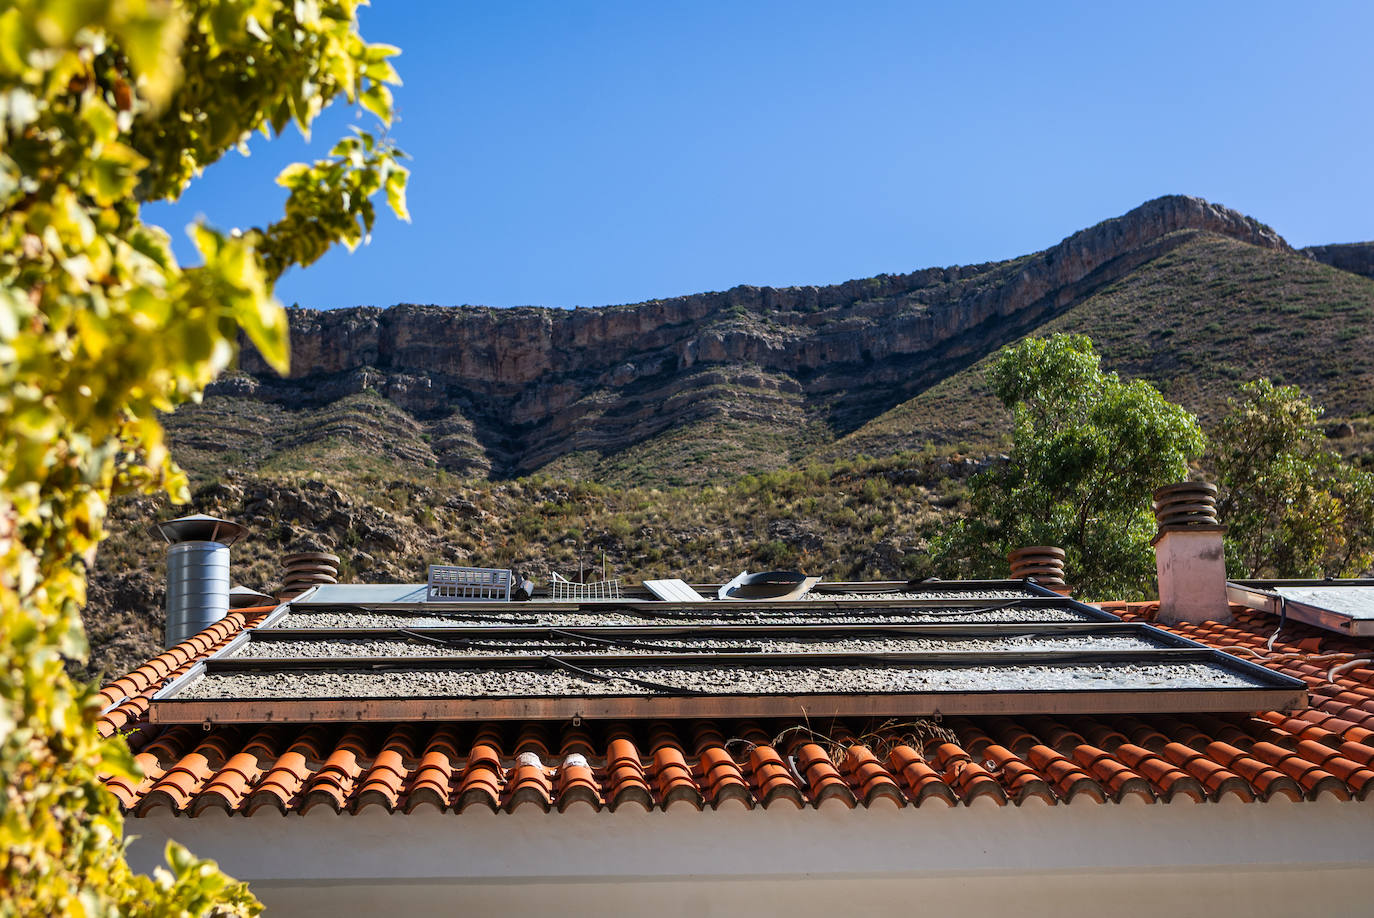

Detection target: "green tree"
[0, 1, 407, 914]
[1213, 378, 1374, 578]
[932, 334, 1205, 598]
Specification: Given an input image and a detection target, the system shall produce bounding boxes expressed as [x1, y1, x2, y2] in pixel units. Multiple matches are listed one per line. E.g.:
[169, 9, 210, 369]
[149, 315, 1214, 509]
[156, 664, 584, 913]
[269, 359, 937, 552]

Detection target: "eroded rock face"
[232, 195, 1287, 476]
[1305, 242, 1374, 280]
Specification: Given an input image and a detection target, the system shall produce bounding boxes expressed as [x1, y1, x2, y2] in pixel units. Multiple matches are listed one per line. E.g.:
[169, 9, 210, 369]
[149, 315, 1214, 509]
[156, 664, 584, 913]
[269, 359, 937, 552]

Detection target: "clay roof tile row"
[99, 599, 1374, 816]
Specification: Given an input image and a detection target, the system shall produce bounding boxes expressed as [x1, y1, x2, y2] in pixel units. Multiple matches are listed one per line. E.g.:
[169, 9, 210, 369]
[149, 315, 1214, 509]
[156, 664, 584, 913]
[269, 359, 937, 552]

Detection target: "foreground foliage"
[1214, 379, 1374, 578]
[932, 334, 1205, 598]
[0, 1, 406, 913]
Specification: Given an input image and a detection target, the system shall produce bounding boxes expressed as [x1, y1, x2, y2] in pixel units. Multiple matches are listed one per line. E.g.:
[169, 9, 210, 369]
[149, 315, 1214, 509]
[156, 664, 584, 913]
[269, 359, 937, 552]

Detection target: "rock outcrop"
[1304, 242, 1374, 279]
[227, 195, 1288, 477]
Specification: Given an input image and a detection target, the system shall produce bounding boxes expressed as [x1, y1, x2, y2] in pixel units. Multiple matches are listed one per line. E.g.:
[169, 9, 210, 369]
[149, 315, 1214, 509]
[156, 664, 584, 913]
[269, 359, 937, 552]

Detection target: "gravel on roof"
[804, 588, 1040, 601]
[180, 659, 1265, 700]
[228, 631, 1167, 660]
[263, 605, 1099, 630]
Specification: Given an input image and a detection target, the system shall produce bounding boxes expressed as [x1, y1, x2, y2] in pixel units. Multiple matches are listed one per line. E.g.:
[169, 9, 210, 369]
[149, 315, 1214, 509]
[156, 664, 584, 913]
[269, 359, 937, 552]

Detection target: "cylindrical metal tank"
[156, 513, 247, 649]
[164, 541, 231, 648]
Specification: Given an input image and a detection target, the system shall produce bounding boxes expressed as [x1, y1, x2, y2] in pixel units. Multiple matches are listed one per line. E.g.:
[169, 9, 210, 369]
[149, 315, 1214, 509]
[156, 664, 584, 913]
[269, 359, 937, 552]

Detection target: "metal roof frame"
[1228, 579, 1374, 636]
[149, 579, 1307, 724]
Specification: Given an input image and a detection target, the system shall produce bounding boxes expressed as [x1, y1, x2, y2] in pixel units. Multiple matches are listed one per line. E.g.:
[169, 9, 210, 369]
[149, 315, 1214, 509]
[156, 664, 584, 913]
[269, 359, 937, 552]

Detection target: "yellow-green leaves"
[258, 128, 408, 280]
[386, 160, 410, 223]
[90, 140, 149, 206]
[0, 1, 406, 914]
[189, 224, 289, 375]
[130, 0, 405, 198]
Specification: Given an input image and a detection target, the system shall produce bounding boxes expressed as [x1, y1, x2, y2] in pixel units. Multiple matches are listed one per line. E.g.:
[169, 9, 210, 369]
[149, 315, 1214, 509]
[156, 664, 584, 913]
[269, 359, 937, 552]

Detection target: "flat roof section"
[149, 581, 1306, 724]
[263, 602, 1105, 630]
[1228, 579, 1374, 636]
[225, 626, 1173, 660]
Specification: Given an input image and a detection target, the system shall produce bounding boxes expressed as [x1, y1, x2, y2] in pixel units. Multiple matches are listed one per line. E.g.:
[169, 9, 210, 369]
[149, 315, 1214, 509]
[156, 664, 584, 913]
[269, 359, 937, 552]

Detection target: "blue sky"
[145, 1, 1374, 311]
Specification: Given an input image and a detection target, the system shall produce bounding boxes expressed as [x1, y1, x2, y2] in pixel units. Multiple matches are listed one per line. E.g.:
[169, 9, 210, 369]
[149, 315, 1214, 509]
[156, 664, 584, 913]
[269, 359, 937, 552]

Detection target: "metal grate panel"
[427, 565, 512, 602]
[550, 572, 621, 602]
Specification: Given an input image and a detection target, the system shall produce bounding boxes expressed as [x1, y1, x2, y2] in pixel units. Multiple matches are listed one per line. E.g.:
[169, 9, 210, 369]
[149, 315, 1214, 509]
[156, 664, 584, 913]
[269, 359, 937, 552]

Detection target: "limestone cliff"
[1304, 242, 1374, 280]
[223, 195, 1287, 478]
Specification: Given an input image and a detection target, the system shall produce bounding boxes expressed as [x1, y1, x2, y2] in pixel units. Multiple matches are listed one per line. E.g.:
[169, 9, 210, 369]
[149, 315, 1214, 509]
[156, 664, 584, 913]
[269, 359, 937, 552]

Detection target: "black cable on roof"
[544, 655, 709, 696]
[548, 627, 762, 655]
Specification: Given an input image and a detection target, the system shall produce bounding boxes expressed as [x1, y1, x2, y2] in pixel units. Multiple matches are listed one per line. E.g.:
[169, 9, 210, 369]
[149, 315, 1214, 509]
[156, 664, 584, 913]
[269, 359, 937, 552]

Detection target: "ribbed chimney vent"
[156, 514, 246, 649]
[279, 551, 340, 600]
[1152, 482, 1220, 529]
[1008, 546, 1068, 592]
[1152, 482, 1228, 624]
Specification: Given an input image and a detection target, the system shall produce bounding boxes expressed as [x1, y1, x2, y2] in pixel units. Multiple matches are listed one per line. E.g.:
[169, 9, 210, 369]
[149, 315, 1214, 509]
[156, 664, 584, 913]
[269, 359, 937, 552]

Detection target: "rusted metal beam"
[148, 684, 1308, 725]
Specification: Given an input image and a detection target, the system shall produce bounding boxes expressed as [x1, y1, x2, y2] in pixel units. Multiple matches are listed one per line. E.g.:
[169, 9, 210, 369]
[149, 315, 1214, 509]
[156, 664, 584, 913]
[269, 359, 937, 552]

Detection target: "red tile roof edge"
[99, 599, 1374, 815]
[96, 605, 278, 740]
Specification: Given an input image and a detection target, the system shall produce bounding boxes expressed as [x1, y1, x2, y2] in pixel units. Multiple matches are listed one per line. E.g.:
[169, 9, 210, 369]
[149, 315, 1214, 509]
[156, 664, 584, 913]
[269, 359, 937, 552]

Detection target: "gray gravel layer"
[264, 606, 1098, 629]
[805, 588, 1039, 601]
[181, 659, 1265, 700]
[229, 632, 1166, 660]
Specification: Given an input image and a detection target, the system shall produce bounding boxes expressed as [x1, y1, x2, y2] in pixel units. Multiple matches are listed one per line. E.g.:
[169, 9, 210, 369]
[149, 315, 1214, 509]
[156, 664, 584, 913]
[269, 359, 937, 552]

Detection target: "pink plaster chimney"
[1152, 482, 1228, 624]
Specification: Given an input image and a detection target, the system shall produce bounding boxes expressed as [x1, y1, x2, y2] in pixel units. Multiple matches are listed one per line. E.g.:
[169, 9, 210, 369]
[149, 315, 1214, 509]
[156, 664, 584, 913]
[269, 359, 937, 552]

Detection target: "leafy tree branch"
[0, 1, 408, 913]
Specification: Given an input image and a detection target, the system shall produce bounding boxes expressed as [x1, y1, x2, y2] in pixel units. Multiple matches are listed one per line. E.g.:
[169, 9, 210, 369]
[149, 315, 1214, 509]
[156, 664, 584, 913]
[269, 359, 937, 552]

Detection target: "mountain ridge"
[224, 195, 1288, 480]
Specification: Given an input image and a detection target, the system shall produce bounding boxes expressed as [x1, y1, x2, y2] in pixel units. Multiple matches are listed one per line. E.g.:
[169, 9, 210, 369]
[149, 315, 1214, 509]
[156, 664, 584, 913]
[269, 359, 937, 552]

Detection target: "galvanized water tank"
[156, 514, 247, 649]
[165, 541, 232, 647]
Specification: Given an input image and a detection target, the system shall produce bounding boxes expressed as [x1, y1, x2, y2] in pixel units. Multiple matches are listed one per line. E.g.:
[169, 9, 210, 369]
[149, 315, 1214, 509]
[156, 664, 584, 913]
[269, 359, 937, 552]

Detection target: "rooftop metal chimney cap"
[229, 585, 276, 608]
[156, 513, 247, 547]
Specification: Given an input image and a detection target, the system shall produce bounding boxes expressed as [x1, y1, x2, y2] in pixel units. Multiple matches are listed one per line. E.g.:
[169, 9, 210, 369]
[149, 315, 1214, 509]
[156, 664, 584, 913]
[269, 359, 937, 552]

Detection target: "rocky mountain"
[82, 195, 1374, 680]
[194, 195, 1317, 486]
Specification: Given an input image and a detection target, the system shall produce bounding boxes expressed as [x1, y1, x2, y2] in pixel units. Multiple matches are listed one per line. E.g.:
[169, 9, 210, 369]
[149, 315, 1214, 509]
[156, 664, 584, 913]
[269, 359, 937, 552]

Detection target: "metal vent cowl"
[1007, 546, 1066, 588]
[280, 551, 340, 600]
[1152, 482, 1220, 530]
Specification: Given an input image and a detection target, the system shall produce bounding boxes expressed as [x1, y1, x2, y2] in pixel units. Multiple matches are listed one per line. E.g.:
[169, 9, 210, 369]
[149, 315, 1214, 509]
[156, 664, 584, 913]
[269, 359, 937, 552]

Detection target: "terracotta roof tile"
[301, 727, 369, 814]
[1072, 744, 1154, 803]
[356, 730, 415, 813]
[605, 732, 654, 811]
[795, 742, 855, 808]
[456, 731, 504, 813]
[504, 756, 553, 812]
[650, 733, 704, 809]
[846, 743, 905, 807]
[979, 741, 1055, 804]
[1025, 743, 1105, 802]
[102, 598, 1374, 816]
[749, 745, 804, 808]
[888, 744, 956, 807]
[556, 753, 603, 812]
[406, 727, 461, 812]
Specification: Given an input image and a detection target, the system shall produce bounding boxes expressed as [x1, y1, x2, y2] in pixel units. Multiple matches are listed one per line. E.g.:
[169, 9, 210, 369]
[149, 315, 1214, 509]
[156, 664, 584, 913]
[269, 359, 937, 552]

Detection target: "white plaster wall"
[125, 797, 1374, 917]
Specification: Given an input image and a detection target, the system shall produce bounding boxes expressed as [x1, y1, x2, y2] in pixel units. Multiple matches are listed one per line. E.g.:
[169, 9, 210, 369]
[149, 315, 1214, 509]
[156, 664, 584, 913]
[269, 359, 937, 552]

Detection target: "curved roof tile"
[99, 599, 1374, 815]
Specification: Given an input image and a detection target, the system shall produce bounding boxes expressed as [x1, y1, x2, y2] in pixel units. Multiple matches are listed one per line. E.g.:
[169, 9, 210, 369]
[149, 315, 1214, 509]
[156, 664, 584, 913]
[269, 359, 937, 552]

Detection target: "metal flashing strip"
[150, 684, 1306, 726]
[278, 595, 1118, 620]
[150, 661, 208, 702]
[1228, 579, 1374, 636]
